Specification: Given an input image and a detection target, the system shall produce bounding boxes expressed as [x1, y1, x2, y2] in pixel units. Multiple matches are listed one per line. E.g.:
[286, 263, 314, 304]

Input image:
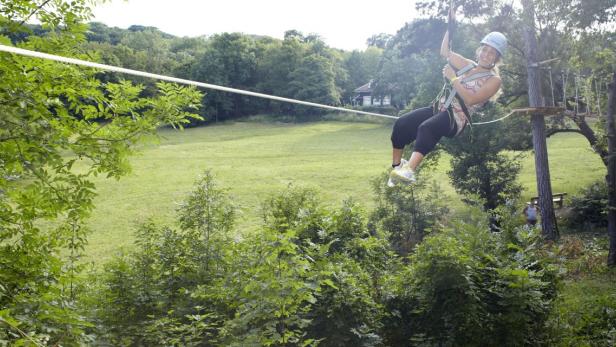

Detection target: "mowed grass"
[80, 119, 605, 263]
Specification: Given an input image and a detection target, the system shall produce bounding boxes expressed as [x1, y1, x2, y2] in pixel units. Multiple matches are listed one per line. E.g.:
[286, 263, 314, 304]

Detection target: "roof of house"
[354, 80, 373, 93]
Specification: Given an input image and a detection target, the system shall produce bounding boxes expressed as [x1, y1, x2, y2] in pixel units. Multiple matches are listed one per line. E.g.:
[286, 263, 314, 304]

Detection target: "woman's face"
[477, 45, 499, 67]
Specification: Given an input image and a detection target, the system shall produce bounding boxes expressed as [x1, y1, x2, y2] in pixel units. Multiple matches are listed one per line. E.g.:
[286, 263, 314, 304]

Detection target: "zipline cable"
[0, 44, 398, 120]
[473, 110, 518, 125]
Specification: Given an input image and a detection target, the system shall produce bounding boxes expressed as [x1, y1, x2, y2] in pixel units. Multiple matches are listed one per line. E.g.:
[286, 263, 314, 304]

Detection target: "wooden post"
[522, 0, 559, 240]
[606, 72, 616, 266]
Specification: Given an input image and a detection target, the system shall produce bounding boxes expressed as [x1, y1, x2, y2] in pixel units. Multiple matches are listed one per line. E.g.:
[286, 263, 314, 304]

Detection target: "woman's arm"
[441, 31, 476, 70]
[452, 76, 501, 106]
[440, 30, 450, 58]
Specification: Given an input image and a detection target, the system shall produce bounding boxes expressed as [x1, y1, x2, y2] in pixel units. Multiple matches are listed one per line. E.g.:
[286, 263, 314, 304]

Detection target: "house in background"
[352, 80, 391, 106]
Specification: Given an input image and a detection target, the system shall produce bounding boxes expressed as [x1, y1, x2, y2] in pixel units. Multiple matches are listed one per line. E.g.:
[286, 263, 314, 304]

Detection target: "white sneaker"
[387, 173, 397, 187]
[390, 162, 416, 185]
[387, 159, 410, 187]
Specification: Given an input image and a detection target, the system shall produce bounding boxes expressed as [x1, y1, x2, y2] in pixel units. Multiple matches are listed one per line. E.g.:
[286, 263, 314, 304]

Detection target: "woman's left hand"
[442, 65, 455, 80]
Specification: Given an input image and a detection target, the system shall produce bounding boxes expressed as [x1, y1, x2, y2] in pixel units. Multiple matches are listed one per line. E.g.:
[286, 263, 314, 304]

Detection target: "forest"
[1, 0, 616, 345]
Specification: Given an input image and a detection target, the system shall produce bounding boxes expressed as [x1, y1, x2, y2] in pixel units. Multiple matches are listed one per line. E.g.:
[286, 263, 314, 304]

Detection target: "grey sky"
[92, 0, 420, 51]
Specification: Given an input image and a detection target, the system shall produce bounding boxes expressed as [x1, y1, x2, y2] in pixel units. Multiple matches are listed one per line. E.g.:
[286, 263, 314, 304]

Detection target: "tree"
[287, 54, 341, 115]
[370, 175, 449, 256]
[366, 33, 392, 49]
[96, 172, 235, 345]
[254, 36, 305, 114]
[606, 73, 616, 266]
[191, 33, 258, 121]
[521, 0, 559, 240]
[0, 1, 201, 344]
[446, 105, 523, 211]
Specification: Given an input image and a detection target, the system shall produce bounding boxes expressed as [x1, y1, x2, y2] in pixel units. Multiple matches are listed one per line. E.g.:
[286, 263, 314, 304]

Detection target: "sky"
[92, 0, 420, 51]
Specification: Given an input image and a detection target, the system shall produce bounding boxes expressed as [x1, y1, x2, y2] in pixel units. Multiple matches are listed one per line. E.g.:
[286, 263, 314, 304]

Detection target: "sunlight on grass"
[80, 121, 605, 263]
[518, 132, 605, 199]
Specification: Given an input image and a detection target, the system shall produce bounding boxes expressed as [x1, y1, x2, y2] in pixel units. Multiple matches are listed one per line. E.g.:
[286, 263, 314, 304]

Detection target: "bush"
[90, 172, 235, 345]
[306, 255, 384, 347]
[557, 235, 609, 278]
[386, 208, 560, 346]
[566, 180, 608, 230]
[89, 176, 567, 346]
[369, 175, 450, 256]
[236, 187, 392, 346]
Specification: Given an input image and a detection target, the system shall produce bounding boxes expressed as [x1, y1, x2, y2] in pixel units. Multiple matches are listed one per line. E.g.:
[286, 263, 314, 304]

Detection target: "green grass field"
[80, 119, 605, 263]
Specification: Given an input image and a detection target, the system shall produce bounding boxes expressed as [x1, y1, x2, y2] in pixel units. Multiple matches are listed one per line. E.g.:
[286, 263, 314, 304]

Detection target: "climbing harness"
[433, 62, 495, 132]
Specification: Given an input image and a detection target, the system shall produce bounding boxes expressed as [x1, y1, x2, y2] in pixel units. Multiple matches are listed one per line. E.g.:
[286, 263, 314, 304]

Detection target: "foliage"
[191, 33, 259, 121]
[557, 235, 609, 278]
[288, 54, 341, 115]
[0, 1, 202, 345]
[253, 187, 391, 346]
[177, 170, 236, 272]
[445, 103, 523, 210]
[92, 172, 235, 345]
[369, 173, 450, 256]
[219, 227, 323, 346]
[548, 273, 616, 346]
[305, 255, 384, 347]
[366, 33, 392, 49]
[565, 180, 608, 230]
[388, 206, 560, 346]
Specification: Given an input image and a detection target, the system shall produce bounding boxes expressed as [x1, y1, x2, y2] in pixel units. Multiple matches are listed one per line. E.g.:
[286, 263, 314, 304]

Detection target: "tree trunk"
[522, 0, 559, 240]
[606, 73, 616, 266]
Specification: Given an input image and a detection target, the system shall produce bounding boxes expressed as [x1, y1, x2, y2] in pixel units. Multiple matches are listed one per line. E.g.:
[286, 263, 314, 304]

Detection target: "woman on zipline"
[388, 15, 507, 186]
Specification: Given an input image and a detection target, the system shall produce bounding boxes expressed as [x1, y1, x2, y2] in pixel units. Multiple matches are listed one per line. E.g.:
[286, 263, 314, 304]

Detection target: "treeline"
[12, 11, 615, 128]
[81, 15, 616, 128]
[80, 23, 386, 123]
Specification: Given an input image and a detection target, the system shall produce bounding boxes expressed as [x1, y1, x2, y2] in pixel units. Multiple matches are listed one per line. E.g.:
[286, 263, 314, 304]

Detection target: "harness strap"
[436, 63, 476, 109]
[443, 70, 495, 109]
[454, 62, 476, 76]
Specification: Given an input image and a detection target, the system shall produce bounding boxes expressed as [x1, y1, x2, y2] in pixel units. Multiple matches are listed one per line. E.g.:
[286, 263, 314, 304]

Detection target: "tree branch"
[546, 128, 583, 137]
[18, 0, 52, 27]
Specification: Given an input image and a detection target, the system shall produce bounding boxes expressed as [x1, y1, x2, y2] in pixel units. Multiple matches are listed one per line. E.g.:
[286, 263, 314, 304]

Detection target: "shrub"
[89, 177, 567, 346]
[387, 208, 560, 346]
[91, 172, 235, 345]
[306, 255, 384, 347]
[220, 187, 394, 346]
[557, 235, 609, 279]
[369, 175, 450, 256]
[566, 180, 608, 230]
[217, 227, 322, 346]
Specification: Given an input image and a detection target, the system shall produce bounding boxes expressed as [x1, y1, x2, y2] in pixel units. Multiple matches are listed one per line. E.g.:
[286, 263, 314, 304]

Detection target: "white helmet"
[480, 32, 507, 57]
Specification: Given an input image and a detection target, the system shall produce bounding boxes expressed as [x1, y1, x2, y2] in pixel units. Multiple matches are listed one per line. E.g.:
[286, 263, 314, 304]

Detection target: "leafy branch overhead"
[0, 1, 202, 344]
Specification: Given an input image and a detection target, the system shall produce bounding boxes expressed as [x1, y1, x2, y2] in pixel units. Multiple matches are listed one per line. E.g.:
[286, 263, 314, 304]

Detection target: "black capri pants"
[390, 107, 457, 155]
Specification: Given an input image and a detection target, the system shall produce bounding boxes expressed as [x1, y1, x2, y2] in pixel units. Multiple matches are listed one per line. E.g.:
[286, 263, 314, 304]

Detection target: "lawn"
[80, 119, 606, 263]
